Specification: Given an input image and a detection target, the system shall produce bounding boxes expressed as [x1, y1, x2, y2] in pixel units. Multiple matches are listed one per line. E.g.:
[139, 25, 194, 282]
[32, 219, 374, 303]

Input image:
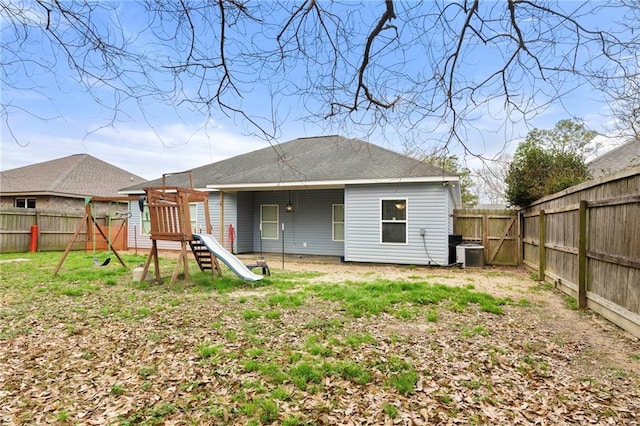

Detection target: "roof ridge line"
[49, 154, 86, 190]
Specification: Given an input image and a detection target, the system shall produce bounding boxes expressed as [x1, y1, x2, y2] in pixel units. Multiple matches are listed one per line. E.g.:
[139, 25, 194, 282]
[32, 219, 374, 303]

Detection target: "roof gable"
[0, 154, 146, 198]
[124, 136, 457, 191]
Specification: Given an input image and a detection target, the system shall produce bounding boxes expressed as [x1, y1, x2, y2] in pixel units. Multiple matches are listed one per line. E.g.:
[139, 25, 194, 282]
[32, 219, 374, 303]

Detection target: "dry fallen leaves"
[1, 262, 639, 425]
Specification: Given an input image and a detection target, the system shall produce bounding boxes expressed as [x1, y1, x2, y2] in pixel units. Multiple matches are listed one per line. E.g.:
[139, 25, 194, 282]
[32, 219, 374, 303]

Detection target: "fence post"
[482, 213, 489, 263]
[577, 200, 588, 309]
[538, 210, 546, 281]
[517, 210, 523, 266]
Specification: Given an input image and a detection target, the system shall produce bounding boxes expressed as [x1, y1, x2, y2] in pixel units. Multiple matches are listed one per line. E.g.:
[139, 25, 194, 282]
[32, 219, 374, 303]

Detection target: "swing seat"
[94, 256, 111, 266]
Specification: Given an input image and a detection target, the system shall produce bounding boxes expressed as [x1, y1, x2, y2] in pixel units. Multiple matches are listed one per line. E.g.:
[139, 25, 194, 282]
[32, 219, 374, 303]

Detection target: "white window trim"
[189, 203, 198, 234]
[15, 198, 36, 208]
[141, 204, 151, 235]
[260, 204, 280, 240]
[380, 198, 408, 245]
[332, 203, 345, 242]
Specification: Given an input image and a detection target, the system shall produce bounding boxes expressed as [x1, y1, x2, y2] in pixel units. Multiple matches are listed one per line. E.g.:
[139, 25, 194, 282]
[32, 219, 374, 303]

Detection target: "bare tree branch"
[2, 0, 639, 154]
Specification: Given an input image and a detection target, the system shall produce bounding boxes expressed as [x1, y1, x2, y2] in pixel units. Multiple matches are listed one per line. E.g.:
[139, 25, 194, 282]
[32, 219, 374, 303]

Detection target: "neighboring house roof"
[122, 135, 459, 192]
[588, 139, 640, 178]
[0, 154, 147, 198]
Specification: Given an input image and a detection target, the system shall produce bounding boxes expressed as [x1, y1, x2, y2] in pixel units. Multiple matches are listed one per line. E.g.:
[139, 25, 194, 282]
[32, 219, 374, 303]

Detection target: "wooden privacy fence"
[0, 208, 127, 253]
[521, 166, 640, 338]
[453, 209, 519, 266]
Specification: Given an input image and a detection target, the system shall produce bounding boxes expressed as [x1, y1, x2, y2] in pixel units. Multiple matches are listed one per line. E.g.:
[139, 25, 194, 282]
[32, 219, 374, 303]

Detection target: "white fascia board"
[207, 176, 460, 191]
[118, 187, 212, 195]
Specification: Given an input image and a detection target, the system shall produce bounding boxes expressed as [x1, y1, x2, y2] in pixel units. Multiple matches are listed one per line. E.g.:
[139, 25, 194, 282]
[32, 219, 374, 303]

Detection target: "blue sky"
[0, 1, 633, 180]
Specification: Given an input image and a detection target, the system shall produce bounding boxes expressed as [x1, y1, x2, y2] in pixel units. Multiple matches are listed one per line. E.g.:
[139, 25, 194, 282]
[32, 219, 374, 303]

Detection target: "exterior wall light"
[285, 191, 294, 212]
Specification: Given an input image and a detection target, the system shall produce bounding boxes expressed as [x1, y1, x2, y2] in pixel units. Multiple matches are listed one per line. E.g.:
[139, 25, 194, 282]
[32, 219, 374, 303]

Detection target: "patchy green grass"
[563, 294, 579, 310]
[308, 280, 509, 317]
[1, 251, 638, 425]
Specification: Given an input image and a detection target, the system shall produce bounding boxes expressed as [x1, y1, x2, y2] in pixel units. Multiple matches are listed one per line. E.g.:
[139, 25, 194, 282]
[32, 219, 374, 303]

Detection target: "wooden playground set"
[53, 173, 238, 285]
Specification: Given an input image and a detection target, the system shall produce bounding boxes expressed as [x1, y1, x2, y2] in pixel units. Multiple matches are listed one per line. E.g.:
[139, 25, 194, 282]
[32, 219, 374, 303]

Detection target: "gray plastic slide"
[192, 234, 263, 282]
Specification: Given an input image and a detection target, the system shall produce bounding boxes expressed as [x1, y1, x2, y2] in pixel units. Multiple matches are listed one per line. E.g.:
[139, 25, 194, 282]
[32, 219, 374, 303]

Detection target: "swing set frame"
[53, 196, 138, 276]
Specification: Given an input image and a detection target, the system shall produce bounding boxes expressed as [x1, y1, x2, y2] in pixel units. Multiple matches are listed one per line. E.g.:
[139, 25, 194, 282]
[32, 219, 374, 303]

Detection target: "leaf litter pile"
[1, 252, 639, 425]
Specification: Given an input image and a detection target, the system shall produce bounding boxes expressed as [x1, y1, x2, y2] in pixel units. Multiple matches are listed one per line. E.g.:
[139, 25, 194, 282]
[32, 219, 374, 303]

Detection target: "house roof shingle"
[122, 135, 458, 192]
[588, 139, 640, 178]
[0, 154, 146, 198]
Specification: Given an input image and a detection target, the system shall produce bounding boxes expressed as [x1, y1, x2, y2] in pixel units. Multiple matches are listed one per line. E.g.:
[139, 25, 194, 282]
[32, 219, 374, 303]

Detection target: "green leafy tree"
[505, 120, 593, 207]
[429, 155, 478, 208]
[525, 119, 600, 159]
[424, 155, 478, 208]
[401, 142, 477, 207]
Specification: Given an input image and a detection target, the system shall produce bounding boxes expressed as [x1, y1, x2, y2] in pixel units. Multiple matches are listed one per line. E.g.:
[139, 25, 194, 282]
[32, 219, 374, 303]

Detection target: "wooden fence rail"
[0, 208, 127, 253]
[3, 172, 639, 339]
[521, 166, 640, 338]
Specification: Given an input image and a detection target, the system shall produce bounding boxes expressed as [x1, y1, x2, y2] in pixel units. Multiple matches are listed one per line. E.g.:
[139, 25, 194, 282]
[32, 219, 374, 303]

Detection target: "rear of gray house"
[120, 136, 462, 266]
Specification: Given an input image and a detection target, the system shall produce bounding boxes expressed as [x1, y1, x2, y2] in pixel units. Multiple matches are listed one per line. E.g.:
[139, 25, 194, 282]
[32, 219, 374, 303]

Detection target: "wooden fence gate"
[453, 209, 519, 266]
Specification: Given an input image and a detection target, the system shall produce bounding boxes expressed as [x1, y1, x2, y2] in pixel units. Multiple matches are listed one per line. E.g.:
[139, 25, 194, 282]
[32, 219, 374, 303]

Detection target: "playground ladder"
[189, 240, 222, 275]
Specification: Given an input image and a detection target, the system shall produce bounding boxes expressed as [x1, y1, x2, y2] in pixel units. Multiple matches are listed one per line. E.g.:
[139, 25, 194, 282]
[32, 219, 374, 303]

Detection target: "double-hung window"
[260, 205, 279, 239]
[381, 199, 407, 244]
[332, 204, 344, 241]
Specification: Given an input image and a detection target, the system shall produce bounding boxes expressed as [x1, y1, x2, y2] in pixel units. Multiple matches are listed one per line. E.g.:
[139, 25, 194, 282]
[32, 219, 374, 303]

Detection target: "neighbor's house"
[120, 136, 462, 266]
[0, 154, 146, 213]
[588, 139, 640, 178]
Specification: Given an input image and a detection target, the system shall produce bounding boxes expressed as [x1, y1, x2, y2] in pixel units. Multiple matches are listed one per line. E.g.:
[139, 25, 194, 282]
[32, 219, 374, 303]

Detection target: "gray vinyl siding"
[447, 186, 456, 234]
[250, 189, 345, 256]
[127, 184, 452, 265]
[236, 192, 254, 253]
[344, 183, 449, 265]
[207, 191, 237, 253]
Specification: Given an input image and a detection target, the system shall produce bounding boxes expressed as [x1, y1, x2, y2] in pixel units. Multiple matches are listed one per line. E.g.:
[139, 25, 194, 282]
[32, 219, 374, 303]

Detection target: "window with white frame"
[188, 203, 198, 233]
[141, 205, 151, 235]
[260, 205, 279, 239]
[332, 204, 344, 241]
[15, 198, 36, 208]
[381, 199, 407, 244]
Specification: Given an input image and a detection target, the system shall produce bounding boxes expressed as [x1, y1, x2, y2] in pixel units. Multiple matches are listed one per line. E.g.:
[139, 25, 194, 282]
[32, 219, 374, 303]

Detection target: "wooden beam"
[89, 195, 142, 202]
[540, 204, 580, 215]
[53, 205, 91, 276]
[517, 211, 523, 266]
[577, 200, 587, 309]
[482, 213, 489, 263]
[588, 250, 640, 270]
[588, 193, 640, 208]
[539, 210, 546, 281]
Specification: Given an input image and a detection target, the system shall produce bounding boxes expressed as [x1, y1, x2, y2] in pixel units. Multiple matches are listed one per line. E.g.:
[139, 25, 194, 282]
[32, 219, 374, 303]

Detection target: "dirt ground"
[3, 252, 639, 424]
[240, 253, 640, 376]
[153, 249, 640, 378]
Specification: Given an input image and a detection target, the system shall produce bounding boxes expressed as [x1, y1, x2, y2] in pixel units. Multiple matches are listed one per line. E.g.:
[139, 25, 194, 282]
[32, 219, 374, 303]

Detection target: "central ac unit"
[456, 244, 485, 268]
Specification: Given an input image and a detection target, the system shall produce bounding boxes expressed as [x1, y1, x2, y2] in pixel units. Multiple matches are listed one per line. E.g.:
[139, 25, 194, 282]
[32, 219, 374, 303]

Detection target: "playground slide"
[192, 234, 263, 282]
